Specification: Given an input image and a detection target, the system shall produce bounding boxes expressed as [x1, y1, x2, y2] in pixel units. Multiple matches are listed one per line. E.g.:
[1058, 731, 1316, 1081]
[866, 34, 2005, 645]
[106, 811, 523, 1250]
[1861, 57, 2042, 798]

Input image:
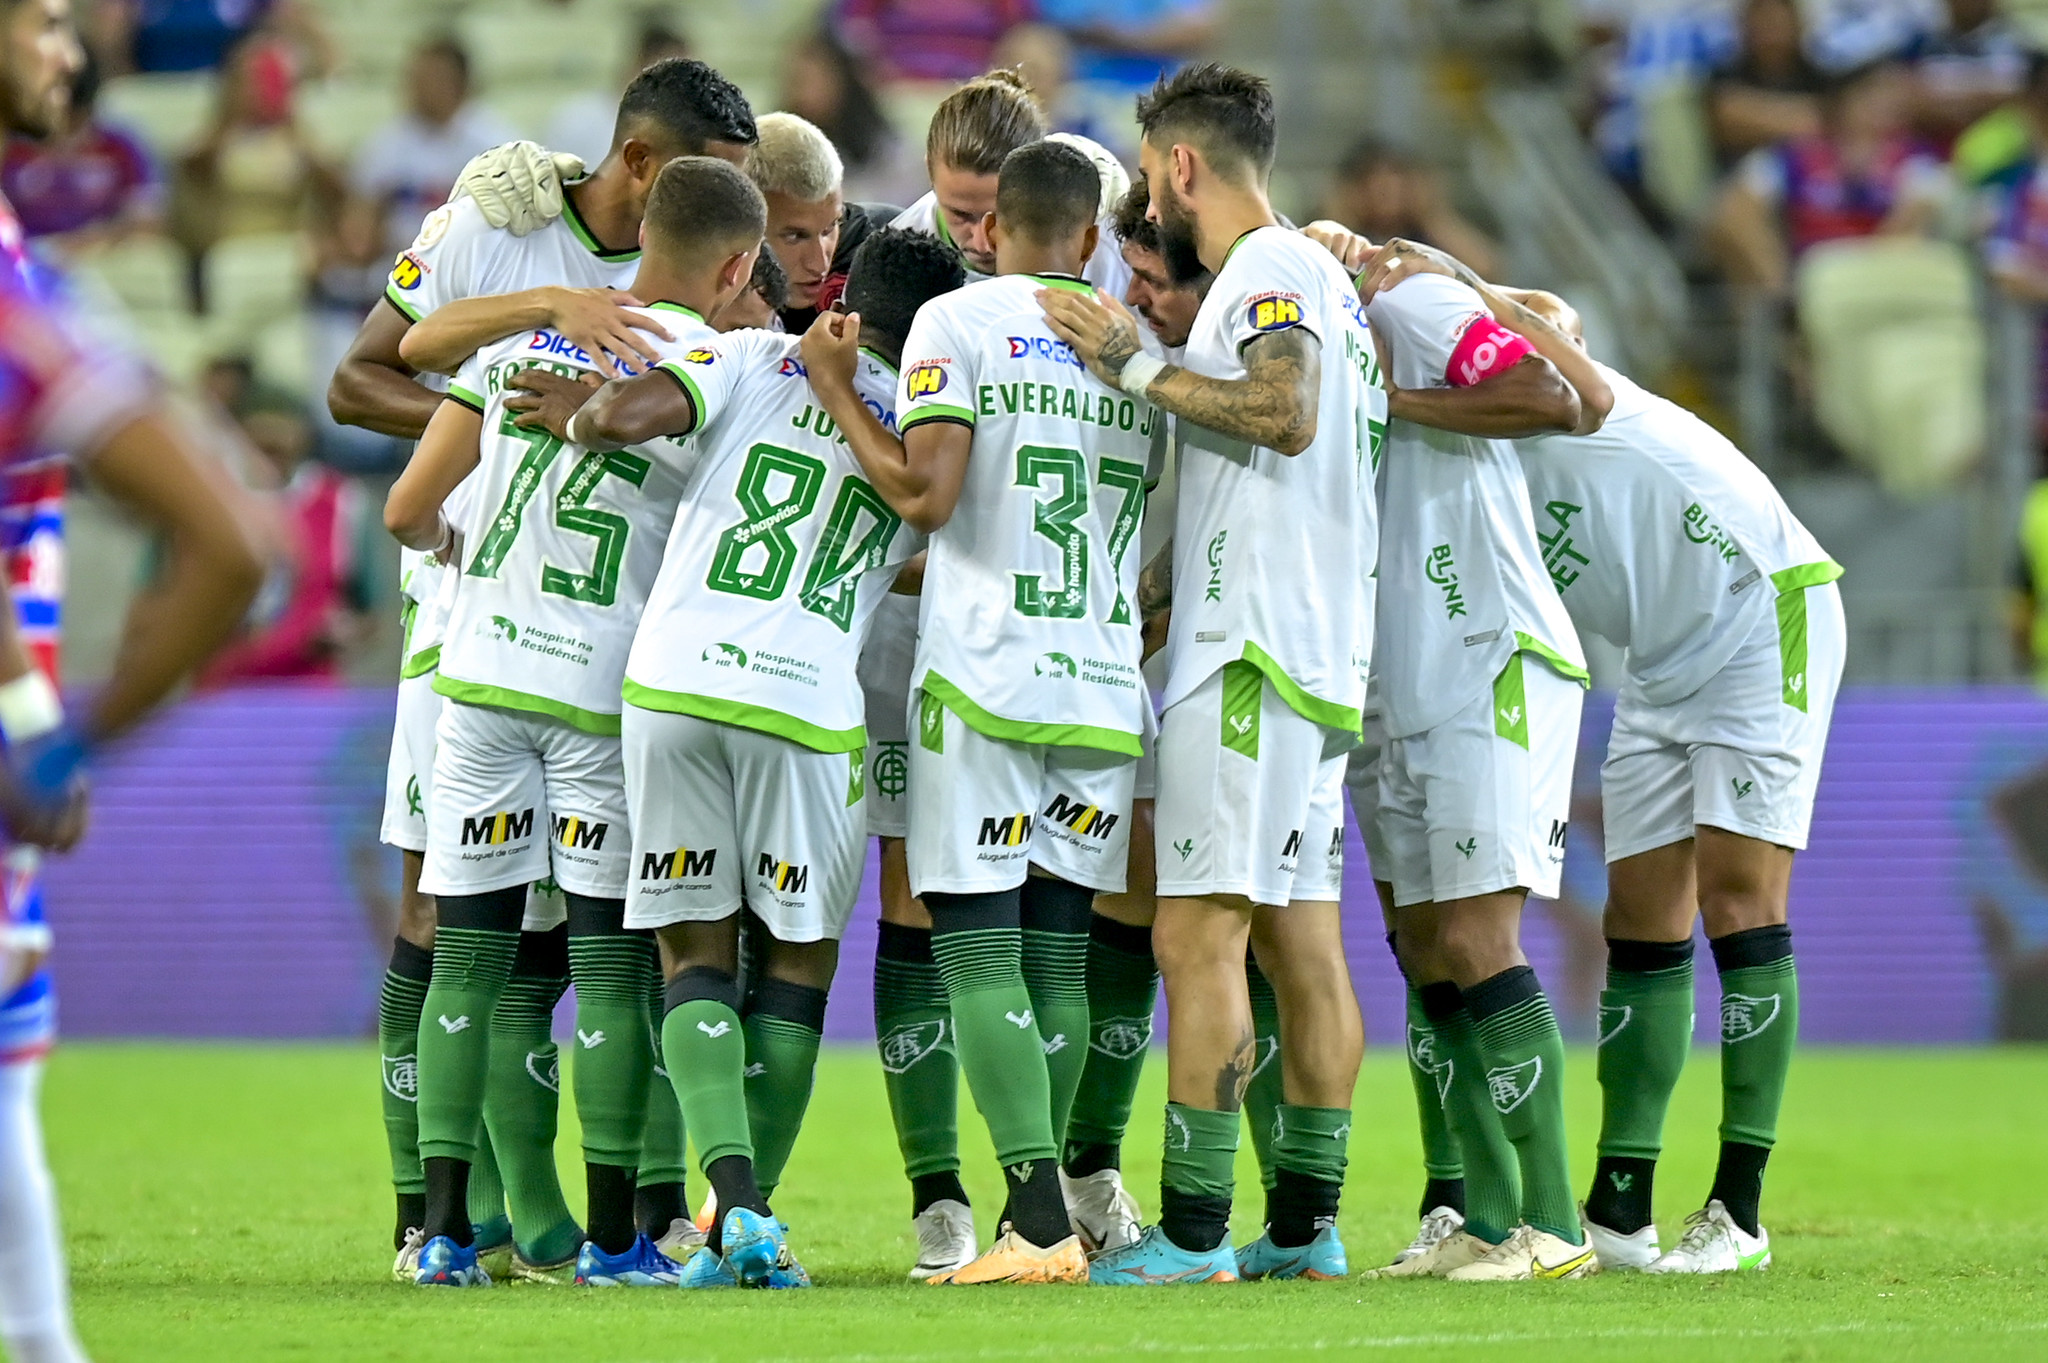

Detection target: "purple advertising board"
[37, 685, 2048, 1044]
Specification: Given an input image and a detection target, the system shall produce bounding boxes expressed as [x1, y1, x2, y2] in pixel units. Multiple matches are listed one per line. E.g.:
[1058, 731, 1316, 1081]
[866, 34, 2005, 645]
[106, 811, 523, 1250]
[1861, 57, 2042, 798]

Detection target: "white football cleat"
[1365, 1227, 1492, 1278]
[391, 1226, 426, 1282]
[1646, 1201, 1770, 1274]
[1060, 1168, 1142, 1252]
[1444, 1225, 1599, 1281]
[908, 1199, 978, 1281]
[1391, 1205, 1465, 1265]
[652, 1216, 708, 1265]
[1581, 1202, 1659, 1271]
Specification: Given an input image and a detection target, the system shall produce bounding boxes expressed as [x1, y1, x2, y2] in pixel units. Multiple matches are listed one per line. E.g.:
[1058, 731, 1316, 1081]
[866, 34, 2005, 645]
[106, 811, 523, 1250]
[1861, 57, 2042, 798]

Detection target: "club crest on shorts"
[525, 1049, 559, 1093]
[381, 1053, 418, 1103]
[1486, 1056, 1542, 1113]
[1597, 1004, 1633, 1047]
[1090, 1015, 1153, 1061]
[880, 1020, 947, 1073]
[1721, 992, 1781, 1043]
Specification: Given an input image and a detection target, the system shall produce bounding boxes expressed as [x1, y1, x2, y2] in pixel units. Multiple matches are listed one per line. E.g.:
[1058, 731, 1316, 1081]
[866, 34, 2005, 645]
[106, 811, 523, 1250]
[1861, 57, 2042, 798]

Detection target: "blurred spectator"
[353, 37, 518, 258]
[99, 0, 333, 77]
[988, 21, 1133, 159]
[1320, 137, 1503, 283]
[306, 195, 402, 472]
[547, 22, 694, 171]
[1709, 58, 1943, 296]
[199, 377, 375, 686]
[2, 53, 163, 249]
[1978, 57, 2048, 436]
[832, 0, 1033, 84]
[780, 25, 921, 204]
[1903, 0, 2025, 150]
[170, 35, 342, 266]
[1580, 0, 1736, 190]
[1706, 0, 1825, 168]
[1033, 0, 1216, 91]
[1802, 0, 1939, 73]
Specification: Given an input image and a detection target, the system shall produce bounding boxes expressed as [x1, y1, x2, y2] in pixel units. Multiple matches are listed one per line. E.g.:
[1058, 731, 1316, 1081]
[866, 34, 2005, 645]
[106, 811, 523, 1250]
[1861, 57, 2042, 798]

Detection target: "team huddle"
[337, 54, 1842, 1292]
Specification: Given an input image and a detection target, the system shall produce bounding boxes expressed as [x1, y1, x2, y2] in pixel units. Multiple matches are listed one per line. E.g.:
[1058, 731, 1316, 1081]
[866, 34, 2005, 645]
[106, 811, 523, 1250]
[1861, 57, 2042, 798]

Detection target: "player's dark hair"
[415, 35, 469, 86]
[643, 156, 767, 262]
[750, 246, 789, 311]
[926, 68, 1046, 175]
[613, 57, 757, 155]
[1110, 177, 1156, 252]
[1135, 62, 1276, 176]
[995, 140, 1098, 245]
[841, 227, 966, 351]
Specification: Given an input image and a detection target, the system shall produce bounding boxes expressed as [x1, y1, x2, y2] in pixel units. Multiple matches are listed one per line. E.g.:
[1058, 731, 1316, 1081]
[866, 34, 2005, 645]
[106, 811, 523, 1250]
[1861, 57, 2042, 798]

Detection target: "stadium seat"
[1639, 77, 1716, 226]
[69, 236, 190, 315]
[458, 5, 627, 92]
[1797, 238, 1986, 498]
[254, 311, 315, 398]
[98, 72, 217, 159]
[299, 80, 403, 161]
[202, 232, 309, 323]
[483, 83, 590, 142]
[125, 310, 212, 386]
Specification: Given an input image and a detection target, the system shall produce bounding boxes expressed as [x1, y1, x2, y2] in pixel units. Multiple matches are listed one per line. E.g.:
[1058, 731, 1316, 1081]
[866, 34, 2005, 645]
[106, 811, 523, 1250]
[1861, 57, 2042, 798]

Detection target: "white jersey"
[1163, 225, 1383, 736]
[1369, 272, 1585, 741]
[898, 273, 1163, 754]
[433, 303, 724, 734]
[1519, 364, 1840, 706]
[387, 191, 642, 675]
[624, 333, 921, 752]
[890, 192, 1133, 303]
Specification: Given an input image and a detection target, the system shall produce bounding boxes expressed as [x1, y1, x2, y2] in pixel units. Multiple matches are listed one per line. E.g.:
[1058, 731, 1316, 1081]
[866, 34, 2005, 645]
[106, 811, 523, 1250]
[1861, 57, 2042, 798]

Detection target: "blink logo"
[1426, 544, 1467, 619]
[640, 848, 716, 880]
[1206, 530, 1227, 602]
[1044, 793, 1118, 839]
[461, 809, 533, 846]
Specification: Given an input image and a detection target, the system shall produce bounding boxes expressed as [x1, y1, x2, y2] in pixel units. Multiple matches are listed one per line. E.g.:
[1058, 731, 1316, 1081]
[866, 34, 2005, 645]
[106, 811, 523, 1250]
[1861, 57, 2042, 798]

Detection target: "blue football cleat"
[1089, 1224, 1240, 1285]
[676, 1245, 738, 1289]
[415, 1235, 492, 1287]
[761, 1230, 812, 1289]
[1235, 1225, 1350, 1280]
[574, 1234, 681, 1287]
[719, 1207, 785, 1287]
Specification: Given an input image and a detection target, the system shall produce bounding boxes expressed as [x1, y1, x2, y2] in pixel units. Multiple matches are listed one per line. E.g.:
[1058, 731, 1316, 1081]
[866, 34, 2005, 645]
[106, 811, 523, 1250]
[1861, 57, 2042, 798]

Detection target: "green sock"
[661, 973, 753, 1172]
[1468, 971, 1580, 1243]
[926, 898, 1057, 1167]
[485, 931, 580, 1263]
[1244, 958, 1284, 1191]
[1714, 933, 1799, 1148]
[1019, 878, 1092, 1147]
[873, 923, 962, 1182]
[566, 905, 656, 1171]
[1405, 987, 1463, 1184]
[1160, 1102, 1239, 1252]
[1435, 1004, 1521, 1244]
[467, 1122, 507, 1238]
[743, 980, 827, 1198]
[1596, 943, 1695, 1162]
[416, 922, 519, 1163]
[377, 937, 432, 1198]
[1274, 1104, 1351, 1184]
[638, 963, 690, 1196]
[1063, 914, 1156, 1163]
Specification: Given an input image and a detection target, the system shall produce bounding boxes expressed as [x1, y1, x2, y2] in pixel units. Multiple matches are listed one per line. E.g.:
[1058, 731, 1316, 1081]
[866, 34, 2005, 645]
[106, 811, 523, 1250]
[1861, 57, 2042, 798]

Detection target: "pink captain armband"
[1445, 316, 1535, 388]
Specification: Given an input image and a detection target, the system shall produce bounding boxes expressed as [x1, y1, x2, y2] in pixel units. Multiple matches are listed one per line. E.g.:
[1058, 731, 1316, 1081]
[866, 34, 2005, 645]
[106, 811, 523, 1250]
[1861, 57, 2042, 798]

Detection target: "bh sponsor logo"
[906, 361, 949, 397]
[1246, 293, 1303, 332]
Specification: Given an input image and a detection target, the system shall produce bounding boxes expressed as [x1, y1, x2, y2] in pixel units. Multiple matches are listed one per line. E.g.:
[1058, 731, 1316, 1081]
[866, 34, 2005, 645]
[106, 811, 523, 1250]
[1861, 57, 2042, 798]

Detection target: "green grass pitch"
[40, 1043, 2048, 1361]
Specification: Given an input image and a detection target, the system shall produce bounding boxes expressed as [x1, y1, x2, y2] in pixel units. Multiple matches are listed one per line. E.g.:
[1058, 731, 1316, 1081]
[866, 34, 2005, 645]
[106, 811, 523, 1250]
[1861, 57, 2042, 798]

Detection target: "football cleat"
[1645, 1201, 1770, 1274]
[652, 1216, 708, 1265]
[1365, 1228, 1494, 1278]
[574, 1234, 680, 1287]
[1234, 1224, 1349, 1281]
[676, 1245, 738, 1290]
[909, 1199, 978, 1280]
[509, 1247, 577, 1285]
[693, 1188, 718, 1234]
[1444, 1224, 1599, 1281]
[415, 1235, 492, 1287]
[1087, 1224, 1237, 1286]
[761, 1237, 813, 1289]
[934, 1229, 1090, 1285]
[1581, 1202, 1660, 1272]
[392, 1227, 426, 1283]
[1392, 1205, 1465, 1265]
[718, 1207, 785, 1287]
[472, 1220, 514, 1281]
[1061, 1168, 1142, 1252]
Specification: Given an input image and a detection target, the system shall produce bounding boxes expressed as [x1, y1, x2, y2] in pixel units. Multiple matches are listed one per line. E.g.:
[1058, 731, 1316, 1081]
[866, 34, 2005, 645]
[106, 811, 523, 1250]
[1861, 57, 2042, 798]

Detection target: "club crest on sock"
[879, 1019, 947, 1073]
[1721, 992, 1781, 1042]
[382, 1053, 418, 1102]
[1090, 1016, 1152, 1060]
[1486, 1056, 1542, 1113]
[1597, 1004, 1633, 1047]
[525, 1049, 559, 1092]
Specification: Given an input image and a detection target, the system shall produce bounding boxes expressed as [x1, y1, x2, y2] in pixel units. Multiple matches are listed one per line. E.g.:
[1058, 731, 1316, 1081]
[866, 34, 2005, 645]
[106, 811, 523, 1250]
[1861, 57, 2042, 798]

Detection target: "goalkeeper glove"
[452, 140, 585, 237]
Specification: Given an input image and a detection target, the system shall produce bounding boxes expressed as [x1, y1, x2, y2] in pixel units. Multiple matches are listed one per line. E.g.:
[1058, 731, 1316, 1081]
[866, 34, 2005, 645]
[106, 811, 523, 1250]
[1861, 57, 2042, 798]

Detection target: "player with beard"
[1042, 65, 1383, 1285]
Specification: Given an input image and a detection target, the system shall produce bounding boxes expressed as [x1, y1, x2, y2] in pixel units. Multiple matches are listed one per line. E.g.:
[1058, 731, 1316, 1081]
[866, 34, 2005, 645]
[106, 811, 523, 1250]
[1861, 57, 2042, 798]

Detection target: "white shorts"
[380, 673, 441, 852]
[1377, 652, 1581, 907]
[859, 592, 919, 840]
[621, 704, 866, 941]
[1153, 663, 1347, 907]
[906, 690, 1136, 896]
[1603, 581, 1844, 861]
[1133, 702, 1160, 802]
[1344, 703, 1391, 882]
[420, 701, 631, 900]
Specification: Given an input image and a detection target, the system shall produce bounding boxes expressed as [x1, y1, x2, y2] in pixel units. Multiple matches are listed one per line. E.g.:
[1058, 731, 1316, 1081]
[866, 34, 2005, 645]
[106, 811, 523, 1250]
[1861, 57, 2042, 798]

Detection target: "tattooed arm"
[1039, 289, 1321, 456]
[1138, 538, 1172, 660]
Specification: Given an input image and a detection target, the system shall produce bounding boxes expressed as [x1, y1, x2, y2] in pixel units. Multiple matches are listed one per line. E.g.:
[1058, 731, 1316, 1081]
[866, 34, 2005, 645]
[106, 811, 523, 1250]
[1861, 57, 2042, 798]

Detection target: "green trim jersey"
[386, 191, 641, 676]
[1162, 225, 1384, 736]
[897, 273, 1164, 755]
[623, 333, 922, 754]
[1368, 272, 1587, 742]
[889, 192, 1132, 303]
[432, 304, 723, 735]
[1518, 363, 1840, 706]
